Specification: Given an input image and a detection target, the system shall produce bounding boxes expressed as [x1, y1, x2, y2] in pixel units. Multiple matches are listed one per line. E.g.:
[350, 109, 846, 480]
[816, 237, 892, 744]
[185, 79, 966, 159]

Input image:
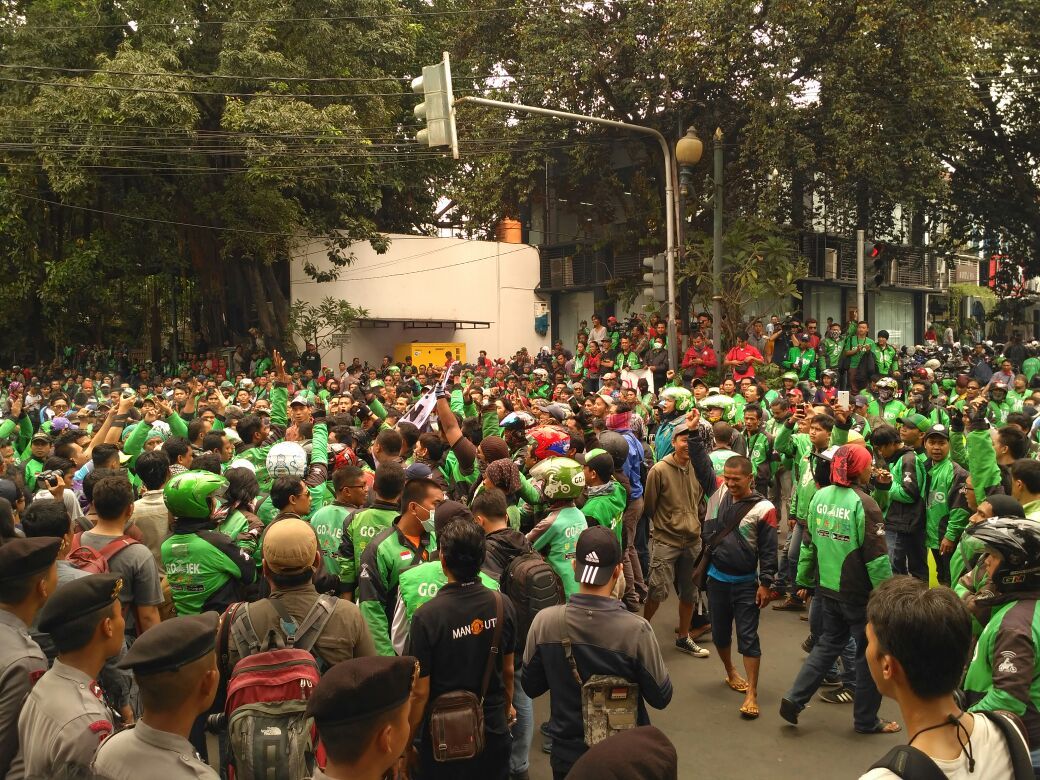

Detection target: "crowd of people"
[0, 308, 1039, 780]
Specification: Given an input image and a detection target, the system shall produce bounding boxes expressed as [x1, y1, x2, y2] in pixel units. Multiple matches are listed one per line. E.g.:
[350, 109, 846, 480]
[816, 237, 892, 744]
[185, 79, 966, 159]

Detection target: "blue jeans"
[785, 595, 882, 731]
[510, 658, 533, 774]
[808, 592, 856, 686]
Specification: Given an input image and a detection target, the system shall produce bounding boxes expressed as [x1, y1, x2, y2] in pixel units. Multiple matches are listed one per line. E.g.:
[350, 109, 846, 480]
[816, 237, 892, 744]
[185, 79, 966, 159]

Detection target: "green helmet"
[164, 470, 228, 519]
[781, 371, 798, 382]
[658, 387, 694, 412]
[530, 457, 585, 502]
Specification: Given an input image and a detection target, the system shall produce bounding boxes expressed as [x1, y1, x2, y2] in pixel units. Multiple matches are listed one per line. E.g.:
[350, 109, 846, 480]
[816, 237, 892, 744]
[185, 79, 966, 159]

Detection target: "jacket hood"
[485, 528, 530, 558]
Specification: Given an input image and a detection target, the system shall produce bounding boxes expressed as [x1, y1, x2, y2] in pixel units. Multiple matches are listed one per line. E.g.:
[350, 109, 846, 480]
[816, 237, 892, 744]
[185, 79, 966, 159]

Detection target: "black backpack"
[499, 552, 565, 649]
[870, 710, 1033, 780]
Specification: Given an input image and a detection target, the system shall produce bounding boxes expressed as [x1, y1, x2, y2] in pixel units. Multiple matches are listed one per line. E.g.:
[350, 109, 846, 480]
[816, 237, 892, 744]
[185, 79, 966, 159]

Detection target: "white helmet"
[266, 441, 307, 479]
[533, 367, 549, 380]
[877, 377, 898, 389]
[228, 458, 256, 473]
[924, 358, 941, 370]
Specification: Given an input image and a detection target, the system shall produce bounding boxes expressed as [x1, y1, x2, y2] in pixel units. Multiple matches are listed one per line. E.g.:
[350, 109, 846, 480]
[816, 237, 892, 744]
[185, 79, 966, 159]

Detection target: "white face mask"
[417, 504, 435, 534]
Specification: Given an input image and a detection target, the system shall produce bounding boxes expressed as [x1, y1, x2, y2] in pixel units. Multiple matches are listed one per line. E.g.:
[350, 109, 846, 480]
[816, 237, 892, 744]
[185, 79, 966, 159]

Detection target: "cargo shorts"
[647, 538, 701, 604]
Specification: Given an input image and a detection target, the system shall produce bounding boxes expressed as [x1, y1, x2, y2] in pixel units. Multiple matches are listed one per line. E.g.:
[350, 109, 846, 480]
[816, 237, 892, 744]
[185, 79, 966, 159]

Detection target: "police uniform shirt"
[92, 719, 218, 780]
[0, 609, 48, 780]
[17, 659, 114, 777]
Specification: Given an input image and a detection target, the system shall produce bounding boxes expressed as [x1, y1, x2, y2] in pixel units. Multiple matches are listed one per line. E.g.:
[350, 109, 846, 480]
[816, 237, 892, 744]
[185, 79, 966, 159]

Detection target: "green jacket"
[964, 598, 1040, 744]
[867, 398, 907, 427]
[773, 422, 819, 523]
[1024, 357, 1040, 384]
[844, 336, 874, 369]
[817, 337, 844, 373]
[309, 502, 362, 581]
[887, 454, 969, 548]
[784, 347, 817, 381]
[161, 523, 257, 615]
[871, 344, 897, 377]
[338, 500, 399, 593]
[797, 484, 892, 604]
[581, 481, 627, 545]
[238, 383, 290, 490]
[390, 561, 499, 654]
[356, 521, 437, 656]
[527, 505, 586, 599]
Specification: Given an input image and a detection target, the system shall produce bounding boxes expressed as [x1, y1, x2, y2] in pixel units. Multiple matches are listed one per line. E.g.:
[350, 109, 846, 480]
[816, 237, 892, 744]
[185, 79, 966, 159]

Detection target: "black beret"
[566, 726, 677, 780]
[0, 537, 60, 584]
[118, 612, 218, 674]
[306, 656, 417, 727]
[38, 573, 122, 635]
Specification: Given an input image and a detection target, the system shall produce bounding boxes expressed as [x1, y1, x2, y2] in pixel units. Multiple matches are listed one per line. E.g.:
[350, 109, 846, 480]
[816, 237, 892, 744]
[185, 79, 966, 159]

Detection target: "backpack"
[870, 710, 1034, 780]
[556, 606, 638, 747]
[499, 551, 564, 649]
[66, 532, 140, 575]
[218, 595, 338, 780]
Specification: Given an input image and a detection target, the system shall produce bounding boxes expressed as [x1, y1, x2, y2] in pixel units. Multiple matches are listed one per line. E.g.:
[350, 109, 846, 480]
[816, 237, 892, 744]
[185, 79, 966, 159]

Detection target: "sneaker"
[675, 636, 710, 658]
[818, 686, 855, 704]
[820, 673, 843, 688]
[772, 595, 806, 612]
[779, 696, 800, 725]
[801, 634, 815, 654]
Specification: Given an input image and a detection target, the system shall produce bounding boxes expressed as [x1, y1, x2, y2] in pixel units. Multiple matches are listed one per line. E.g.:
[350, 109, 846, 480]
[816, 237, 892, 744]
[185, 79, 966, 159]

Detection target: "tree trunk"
[245, 261, 280, 345]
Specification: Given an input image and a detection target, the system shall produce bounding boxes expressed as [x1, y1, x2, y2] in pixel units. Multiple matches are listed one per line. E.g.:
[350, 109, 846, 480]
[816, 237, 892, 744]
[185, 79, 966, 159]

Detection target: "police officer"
[0, 536, 61, 780]
[305, 656, 417, 780]
[92, 613, 221, 779]
[18, 573, 124, 777]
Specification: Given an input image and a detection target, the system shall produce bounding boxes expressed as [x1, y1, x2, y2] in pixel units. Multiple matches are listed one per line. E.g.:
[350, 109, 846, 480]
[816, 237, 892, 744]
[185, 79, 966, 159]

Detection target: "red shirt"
[725, 345, 764, 381]
[681, 346, 717, 378]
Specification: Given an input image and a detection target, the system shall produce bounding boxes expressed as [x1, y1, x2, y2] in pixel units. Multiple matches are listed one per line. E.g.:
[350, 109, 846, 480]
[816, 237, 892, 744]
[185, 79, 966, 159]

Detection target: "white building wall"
[290, 234, 550, 365]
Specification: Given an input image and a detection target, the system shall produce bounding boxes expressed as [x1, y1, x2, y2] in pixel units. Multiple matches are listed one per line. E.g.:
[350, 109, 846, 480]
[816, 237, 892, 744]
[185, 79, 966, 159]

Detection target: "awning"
[353, 317, 491, 330]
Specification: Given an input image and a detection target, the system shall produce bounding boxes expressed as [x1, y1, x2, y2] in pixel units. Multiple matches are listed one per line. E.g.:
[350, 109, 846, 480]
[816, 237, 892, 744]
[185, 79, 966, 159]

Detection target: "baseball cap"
[31, 432, 52, 445]
[575, 526, 622, 586]
[924, 423, 950, 441]
[897, 413, 931, 434]
[289, 394, 311, 407]
[262, 518, 318, 574]
[853, 394, 869, 408]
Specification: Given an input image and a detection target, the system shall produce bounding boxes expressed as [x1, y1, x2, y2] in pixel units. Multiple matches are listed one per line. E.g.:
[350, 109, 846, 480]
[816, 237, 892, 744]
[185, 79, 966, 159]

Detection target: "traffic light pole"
[455, 95, 680, 371]
[856, 229, 865, 318]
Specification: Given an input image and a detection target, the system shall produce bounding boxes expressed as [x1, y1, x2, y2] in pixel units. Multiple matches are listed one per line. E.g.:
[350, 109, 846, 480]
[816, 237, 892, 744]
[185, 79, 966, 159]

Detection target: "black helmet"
[967, 517, 1040, 593]
[596, 431, 630, 470]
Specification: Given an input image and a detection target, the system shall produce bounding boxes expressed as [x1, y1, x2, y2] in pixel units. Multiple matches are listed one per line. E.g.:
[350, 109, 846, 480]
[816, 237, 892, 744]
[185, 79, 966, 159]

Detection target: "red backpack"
[66, 533, 140, 574]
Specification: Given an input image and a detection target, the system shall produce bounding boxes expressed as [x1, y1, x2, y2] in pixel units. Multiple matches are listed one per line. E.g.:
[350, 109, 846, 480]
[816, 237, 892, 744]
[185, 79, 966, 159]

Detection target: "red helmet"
[526, 426, 571, 462]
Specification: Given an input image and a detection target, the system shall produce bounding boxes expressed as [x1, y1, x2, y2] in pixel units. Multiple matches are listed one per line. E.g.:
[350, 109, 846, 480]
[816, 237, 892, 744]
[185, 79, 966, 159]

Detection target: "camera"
[121, 389, 136, 400]
[36, 470, 61, 489]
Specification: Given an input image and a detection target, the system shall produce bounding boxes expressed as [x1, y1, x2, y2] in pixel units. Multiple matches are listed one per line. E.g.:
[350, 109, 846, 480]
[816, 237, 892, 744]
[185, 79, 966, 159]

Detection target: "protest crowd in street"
[1, 308, 1039, 780]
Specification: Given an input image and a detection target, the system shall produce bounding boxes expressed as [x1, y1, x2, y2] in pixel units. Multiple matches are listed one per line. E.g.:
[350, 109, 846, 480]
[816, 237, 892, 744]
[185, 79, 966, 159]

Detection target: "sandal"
[725, 676, 749, 693]
[855, 720, 902, 735]
[739, 701, 760, 719]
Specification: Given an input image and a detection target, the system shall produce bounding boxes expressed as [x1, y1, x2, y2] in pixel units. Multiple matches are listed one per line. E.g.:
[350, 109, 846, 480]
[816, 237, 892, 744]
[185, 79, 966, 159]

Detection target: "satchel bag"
[691, 498, 757, 589]
[427, 591, 504, 762]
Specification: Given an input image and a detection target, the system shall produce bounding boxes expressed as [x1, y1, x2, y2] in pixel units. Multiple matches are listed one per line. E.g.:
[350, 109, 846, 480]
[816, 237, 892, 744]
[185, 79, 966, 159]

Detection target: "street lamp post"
[712, 128, 724, 358]
[675, 127, 704, 349]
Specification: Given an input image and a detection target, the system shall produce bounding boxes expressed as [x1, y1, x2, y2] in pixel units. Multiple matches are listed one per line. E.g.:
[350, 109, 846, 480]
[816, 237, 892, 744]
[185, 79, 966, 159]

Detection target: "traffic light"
[642, 253, 667, 301]
[871, 242, 890, 288]
[411, 52, 459, 159]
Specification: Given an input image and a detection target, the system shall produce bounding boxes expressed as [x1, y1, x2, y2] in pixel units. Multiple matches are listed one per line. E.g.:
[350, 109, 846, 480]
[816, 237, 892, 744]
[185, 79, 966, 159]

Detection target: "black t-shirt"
[409, 581, 516, 734]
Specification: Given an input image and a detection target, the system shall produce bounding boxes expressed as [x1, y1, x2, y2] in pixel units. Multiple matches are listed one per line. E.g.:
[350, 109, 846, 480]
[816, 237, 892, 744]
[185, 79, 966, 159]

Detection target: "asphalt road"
[526, 601, 905, 780]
